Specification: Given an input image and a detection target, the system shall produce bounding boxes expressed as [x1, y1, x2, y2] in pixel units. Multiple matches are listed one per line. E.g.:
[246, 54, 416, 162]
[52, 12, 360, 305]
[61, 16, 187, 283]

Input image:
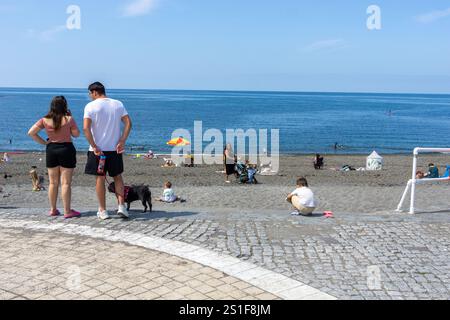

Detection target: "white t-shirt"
[84, 98, 128, 152]
[163, 188, 176, 202]
[291, 187, 316, 208]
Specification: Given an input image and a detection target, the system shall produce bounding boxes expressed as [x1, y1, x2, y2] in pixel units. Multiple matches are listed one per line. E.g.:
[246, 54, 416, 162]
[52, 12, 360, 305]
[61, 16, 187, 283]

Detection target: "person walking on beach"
[28, 96, 81, 218]
[223, 144, 237, 183]
[83, 82, 132, 220]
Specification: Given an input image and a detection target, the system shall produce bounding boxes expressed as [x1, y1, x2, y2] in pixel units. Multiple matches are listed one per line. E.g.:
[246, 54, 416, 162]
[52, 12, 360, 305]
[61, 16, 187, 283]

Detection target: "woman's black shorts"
[225, 163, 236, 175]
[46, 143, 77, 169]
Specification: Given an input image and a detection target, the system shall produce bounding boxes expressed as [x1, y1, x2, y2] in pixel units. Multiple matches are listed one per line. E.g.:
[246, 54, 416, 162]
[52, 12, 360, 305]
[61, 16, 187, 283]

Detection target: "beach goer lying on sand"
[286, 177, 316, 216]
[145, 150, 154, 159]
[156, 181, 186, 203]
[340, 165, 356, 172]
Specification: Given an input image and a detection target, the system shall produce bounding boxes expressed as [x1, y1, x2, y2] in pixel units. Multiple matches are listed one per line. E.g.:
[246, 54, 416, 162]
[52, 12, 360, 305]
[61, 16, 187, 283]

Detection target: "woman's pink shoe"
[64, 210, 81, 219]
[324, 211, 334, 218]
[48, 209, 61, 217]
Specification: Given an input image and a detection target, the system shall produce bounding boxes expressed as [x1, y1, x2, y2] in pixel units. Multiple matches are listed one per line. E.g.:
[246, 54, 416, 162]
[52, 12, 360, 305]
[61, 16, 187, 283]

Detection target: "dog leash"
[104, 176, 129, 200]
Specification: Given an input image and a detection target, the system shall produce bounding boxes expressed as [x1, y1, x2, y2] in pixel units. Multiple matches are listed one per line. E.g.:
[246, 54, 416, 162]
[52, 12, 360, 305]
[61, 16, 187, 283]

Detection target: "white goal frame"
[396, 148, 450, 214]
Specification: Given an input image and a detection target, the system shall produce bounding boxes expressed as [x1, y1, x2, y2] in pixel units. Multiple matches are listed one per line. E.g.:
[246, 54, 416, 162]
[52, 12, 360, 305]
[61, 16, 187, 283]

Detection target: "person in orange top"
[28, 96, 81, 219]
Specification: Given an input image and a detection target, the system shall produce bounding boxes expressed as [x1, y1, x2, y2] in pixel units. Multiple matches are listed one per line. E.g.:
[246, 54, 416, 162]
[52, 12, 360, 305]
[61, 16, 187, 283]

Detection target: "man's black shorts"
[85, 151, 124, 177]
[46, 143, 77, 169]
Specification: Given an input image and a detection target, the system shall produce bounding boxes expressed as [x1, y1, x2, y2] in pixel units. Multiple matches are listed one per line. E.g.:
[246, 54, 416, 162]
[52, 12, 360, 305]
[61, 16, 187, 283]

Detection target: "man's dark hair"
[88, 82, 106, 95]
[296, 177, 309, 187]
[165, 181, 172, 188]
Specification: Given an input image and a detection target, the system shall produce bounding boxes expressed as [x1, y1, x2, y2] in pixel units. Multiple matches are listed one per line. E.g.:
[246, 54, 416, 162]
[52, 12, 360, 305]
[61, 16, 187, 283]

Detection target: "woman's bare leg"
[47, 167, 61, 212]
[60, 168, 74, 214]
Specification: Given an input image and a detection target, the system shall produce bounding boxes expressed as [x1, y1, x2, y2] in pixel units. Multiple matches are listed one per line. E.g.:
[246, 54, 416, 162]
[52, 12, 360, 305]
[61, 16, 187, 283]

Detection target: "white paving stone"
[0, 218, 336, 300]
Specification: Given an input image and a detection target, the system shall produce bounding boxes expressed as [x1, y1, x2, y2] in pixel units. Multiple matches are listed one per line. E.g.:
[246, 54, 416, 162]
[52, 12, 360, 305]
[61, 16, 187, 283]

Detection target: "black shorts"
[46, 143, 77, 169]
[85, 151, 124, 177]
[225, 163, 236, 175]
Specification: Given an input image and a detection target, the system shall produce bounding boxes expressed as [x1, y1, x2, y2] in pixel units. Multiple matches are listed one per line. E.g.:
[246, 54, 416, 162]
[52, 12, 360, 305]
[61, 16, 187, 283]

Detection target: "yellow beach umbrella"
[166, 137, 191, 147]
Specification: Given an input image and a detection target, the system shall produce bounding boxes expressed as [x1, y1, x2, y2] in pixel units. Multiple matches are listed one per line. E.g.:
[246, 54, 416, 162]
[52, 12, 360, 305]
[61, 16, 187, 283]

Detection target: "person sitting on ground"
[162, 158, 175, 168]
[145, 150, 154, 159]
[425, 163, 439, 178]
[30, 167, 44, 192]
[286, 177, 316, 216]
[2, 153, 10, 163]
[184, 152, 194, 167]
[313, 154, 324, 170]
[416, 170, 425, 179]
[157, 181, 186, 203]
[245, 160, 258, 184]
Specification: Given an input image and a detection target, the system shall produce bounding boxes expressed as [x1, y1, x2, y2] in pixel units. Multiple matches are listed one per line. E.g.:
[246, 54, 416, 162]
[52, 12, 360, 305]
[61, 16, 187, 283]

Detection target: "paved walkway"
[0, 215, 334, 300]
[1, 206, 449, 300]
[0, 227, 279, 300]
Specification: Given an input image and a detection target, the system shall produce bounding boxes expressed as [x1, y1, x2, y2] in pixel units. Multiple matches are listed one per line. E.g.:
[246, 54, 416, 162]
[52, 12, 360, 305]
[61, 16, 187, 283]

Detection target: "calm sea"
[1, 88, 449, 154]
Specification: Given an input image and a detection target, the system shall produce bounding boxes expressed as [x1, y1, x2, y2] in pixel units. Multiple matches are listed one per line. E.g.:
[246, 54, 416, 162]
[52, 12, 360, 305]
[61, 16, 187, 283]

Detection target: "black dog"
[108, 182, 152, 213]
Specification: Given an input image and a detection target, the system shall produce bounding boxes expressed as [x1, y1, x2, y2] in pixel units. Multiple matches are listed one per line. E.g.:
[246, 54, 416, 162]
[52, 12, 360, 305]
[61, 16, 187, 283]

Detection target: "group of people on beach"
[25, 81, 316, 219]
[27, 82, 187, 220]
[28, 82, 132, 220]
[416, 163, 440, 179]
[223, 144, 316, 215]
[222, 144, 258, 184]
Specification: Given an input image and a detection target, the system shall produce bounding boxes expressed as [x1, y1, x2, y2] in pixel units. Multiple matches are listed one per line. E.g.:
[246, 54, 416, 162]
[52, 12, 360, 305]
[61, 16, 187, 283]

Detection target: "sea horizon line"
[1, 86, 449, 96]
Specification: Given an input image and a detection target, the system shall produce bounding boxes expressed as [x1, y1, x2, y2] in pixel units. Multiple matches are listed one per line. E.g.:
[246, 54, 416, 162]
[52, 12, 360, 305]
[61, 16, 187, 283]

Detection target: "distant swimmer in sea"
[334, 143, 344, 150]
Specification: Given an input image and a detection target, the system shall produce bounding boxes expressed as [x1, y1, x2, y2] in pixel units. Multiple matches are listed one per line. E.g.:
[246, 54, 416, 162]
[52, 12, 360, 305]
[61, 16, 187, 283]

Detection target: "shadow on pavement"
[80, 210, 199, 221]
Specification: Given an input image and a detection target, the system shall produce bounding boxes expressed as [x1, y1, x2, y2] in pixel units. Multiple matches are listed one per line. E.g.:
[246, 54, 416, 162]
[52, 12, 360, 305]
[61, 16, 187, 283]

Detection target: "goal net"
[396, 148, 450, 214]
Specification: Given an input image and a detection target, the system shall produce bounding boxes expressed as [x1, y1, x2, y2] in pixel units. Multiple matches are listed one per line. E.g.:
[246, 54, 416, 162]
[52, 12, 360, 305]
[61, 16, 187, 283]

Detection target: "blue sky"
[0, 0, 449, 93]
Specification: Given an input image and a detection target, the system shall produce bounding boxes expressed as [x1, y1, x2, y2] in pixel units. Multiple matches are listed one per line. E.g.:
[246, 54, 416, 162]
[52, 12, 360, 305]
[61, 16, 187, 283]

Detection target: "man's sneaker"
[290, 211, 300, 216]
[97, 210, 111, 220]
[117, 205, 129, 219]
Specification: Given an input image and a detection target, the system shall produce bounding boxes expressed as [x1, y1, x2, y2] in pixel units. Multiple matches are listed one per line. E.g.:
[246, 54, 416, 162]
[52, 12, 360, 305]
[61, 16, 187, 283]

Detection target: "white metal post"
[410, 150, 418, 214]
[396, 180, 411, 212]
[396, 148, 450, 214]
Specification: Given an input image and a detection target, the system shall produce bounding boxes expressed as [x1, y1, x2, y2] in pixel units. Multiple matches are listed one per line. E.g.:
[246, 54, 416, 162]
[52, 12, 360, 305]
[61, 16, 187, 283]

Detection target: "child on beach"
[157, 181, 186, 203]
[245, 160, 258, 184]
[286, 177, 316, 216]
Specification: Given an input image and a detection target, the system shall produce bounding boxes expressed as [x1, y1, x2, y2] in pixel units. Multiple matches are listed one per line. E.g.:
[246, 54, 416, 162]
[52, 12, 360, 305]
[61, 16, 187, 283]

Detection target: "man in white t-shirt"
[83, 82, 132, 220]
[286, 177, 316, 216]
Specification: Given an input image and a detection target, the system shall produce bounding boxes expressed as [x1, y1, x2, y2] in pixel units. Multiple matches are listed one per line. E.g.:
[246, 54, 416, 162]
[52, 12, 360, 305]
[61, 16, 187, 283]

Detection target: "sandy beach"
[2, 152, 450, 215]
[1, 152, 450, 301]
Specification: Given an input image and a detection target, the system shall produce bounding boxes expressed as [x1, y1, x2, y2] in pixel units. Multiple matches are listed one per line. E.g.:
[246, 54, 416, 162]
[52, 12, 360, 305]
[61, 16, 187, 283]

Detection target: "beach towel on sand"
[441, 165, 450, 178]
